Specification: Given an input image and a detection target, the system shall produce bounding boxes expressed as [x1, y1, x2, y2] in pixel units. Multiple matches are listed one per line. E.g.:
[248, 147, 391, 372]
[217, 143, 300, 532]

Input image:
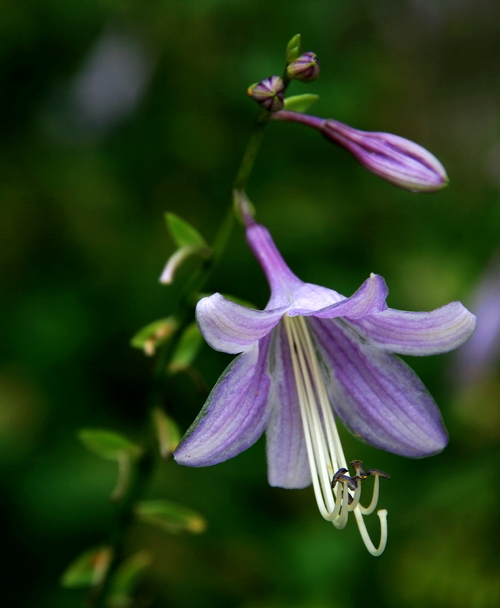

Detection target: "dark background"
[2, 1, 500, 606]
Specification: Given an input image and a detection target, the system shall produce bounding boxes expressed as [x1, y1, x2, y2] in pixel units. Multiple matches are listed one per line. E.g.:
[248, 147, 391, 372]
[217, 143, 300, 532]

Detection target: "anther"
[331, 468, 358, 491]
[350, 460, 390, 481]
[366, 468, 391, 480]
[350, 459, 368, 479]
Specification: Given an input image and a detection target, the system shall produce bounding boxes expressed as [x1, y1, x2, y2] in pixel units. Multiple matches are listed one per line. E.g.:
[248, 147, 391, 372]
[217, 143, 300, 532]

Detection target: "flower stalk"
[85, 47, 300, 606]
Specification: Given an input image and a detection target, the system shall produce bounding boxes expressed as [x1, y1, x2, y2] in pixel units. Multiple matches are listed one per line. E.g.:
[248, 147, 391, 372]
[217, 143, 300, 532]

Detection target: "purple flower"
[272, 110, 449, 192]
[174, 221, 475, 554]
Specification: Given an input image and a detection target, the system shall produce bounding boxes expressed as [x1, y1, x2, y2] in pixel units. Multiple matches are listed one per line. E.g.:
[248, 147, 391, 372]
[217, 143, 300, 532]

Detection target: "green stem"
[233, 66, 291, 194]
[86, 87, 278, 608]
[174, 104, 275, 314]
[88, 449, 154, 608]
[233, 108, 271, 191]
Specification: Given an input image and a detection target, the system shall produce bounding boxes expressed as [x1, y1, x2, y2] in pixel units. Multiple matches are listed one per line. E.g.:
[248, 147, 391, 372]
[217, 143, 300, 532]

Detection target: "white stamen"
[283, 315, 388, 556]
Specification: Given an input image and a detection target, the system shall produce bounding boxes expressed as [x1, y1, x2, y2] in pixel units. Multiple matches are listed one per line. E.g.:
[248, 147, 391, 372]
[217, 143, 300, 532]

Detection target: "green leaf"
[165, 213, 206, 248]
[284, 94, 319, 113]
[110, 452, 134, 502]
[168, 322, 203, 374]
[60, 546, 113, 588]
[135, 499, 207, 534]
[286, 33, 301, 63]
[152, 408, 181, 458]
[107, 550, 152, 608]
[78, 429, 143, 462]
[130, 317, 179, 355]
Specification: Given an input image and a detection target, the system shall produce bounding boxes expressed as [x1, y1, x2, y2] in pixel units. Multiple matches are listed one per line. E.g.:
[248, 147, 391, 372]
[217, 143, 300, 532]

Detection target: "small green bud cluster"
[248, 35, 320, 113]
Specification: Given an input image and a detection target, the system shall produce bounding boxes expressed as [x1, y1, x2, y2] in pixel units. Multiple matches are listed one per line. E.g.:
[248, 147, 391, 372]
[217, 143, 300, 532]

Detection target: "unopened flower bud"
[247, 76, 285, 112]
[321, 119, 448, 192]
[271, 110, 448, 192]
[286, 52, 320, 82]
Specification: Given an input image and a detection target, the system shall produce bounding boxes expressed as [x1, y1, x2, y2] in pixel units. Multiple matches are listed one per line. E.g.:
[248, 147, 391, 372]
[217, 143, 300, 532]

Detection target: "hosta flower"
[272, 110, 448, 192]
[174, 220, 475, 555]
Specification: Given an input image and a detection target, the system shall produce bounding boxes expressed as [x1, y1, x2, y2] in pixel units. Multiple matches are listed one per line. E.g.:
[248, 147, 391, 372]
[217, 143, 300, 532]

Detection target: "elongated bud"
[286, 52, 320, 82]
[271, 110, 448, 192]
[322, 119, 448, 192]
[247, 76, 285, 112]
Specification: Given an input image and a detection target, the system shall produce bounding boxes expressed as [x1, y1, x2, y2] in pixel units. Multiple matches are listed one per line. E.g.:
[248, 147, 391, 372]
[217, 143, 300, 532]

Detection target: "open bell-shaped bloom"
[174, 220, 476, 554]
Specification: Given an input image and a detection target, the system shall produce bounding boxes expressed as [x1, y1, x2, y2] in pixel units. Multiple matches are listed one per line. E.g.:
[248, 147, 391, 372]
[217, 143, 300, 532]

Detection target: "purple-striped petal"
[349, 302, 477, 356]
[271, 111, 448, 192]
[265, 324, 311, 489]
[174, 337, 274, 466]
[293, 274, 388, 319]
[308, 317, 448, 457]
[196, 293, 287, 354]
[246, 223, 303, 308]
[286, 282, 343, 314]
[322, 121, 449, 193]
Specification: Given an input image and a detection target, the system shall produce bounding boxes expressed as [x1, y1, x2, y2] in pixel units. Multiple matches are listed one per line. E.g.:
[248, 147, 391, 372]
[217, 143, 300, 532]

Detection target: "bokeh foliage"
[2, 1, 500, 606]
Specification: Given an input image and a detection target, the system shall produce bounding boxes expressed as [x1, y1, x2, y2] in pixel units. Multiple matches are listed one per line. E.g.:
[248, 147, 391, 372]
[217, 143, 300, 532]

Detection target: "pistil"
[283, 315, 388, 556]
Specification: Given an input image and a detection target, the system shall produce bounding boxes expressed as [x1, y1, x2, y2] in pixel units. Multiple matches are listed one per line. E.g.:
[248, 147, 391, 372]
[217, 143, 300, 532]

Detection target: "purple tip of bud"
[286, 51, 320, 82]
[322, 119, 448, 192]
[248, 75, 285, 112]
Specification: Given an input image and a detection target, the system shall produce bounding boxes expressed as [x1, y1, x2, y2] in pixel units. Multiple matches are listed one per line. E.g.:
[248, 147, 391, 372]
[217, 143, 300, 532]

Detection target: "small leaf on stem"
[135, 499, 207, 534]
[152, 407, 181, 458]
[165, 213, 206, 248]
[159, 244, 212, 285]
[130, 316, 179, 356]
[286, 33, 301, 63]
[106, 550, 153, 608]
[78, 429, 143, 462]
[168, 322, 203, 374]
[284, 94, 319, 113]
[60, 545, 113, 588]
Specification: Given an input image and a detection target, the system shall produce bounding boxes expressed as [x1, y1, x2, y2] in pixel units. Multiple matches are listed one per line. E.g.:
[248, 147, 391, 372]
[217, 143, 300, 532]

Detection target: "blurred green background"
[2, 1, 500, 606]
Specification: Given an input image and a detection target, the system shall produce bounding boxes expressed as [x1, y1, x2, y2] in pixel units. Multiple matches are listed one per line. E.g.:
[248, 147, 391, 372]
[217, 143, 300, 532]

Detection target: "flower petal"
[286, 282, 344, 314]
[196, 293, 287, 354]
[174, 337, 273, 466]
[292, 274, 388, 318]
[265, 324, 311, 489]
[246, 223, 303, 308]
[348, 302, 477, 355]
[308, 317, 448, 457]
